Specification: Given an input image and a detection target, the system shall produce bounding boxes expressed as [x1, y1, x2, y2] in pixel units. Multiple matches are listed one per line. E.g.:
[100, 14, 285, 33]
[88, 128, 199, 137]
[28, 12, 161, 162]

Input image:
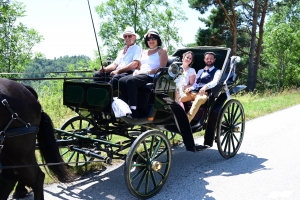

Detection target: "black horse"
[0, 78, 75, 200]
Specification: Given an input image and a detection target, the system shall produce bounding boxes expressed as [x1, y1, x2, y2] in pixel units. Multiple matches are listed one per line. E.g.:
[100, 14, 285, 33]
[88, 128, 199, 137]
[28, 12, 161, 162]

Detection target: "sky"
[15, 0, 206, 59]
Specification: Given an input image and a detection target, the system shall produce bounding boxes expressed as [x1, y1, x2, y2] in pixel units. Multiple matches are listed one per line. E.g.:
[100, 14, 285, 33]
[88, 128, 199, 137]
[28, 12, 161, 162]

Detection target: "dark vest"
[192, 67, 218, 92]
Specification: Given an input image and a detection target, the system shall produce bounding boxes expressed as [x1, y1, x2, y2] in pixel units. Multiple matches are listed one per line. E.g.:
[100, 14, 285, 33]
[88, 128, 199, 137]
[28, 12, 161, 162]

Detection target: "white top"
[139, 50, 161, 76]
[114, 44, 142, 70]
[182, 67, 196, 86]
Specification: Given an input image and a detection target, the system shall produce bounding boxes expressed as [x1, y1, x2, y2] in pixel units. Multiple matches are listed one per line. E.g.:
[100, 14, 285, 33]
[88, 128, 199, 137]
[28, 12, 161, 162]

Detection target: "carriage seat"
[144, 56, 180, 90]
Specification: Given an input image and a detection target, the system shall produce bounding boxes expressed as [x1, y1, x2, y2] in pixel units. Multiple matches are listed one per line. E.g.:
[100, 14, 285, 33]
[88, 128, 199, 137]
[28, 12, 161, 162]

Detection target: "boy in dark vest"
[181, 52, 221, 122]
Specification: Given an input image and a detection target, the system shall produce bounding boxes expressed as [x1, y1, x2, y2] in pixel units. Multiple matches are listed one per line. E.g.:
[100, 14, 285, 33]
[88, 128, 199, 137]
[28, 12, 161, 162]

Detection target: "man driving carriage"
[93, 27, 142, 91]
[181, 52, 221, 122]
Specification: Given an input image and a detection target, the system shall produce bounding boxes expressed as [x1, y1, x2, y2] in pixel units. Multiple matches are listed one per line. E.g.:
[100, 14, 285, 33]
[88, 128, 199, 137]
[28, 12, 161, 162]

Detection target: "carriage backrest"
[151, 47, 235, 97]
[171, 46, 233, 86]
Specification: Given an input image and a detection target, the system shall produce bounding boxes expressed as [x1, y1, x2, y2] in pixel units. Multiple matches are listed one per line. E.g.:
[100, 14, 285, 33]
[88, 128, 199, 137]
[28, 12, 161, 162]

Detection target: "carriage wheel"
[216, 99, 245, 159]
[59, 116, 96, 168]
[163, 131, 177, 140]
[124, 130, 172, 199]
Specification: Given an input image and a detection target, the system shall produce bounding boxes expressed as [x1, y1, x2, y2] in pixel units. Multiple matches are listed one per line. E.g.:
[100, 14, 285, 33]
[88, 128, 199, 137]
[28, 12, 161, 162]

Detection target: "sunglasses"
[123, 35, 133, 39]
[146, 36, 158, 41]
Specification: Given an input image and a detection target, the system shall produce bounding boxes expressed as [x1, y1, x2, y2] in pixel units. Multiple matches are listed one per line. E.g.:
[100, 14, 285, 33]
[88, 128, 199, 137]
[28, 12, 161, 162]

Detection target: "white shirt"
[182, 67, 196, 86]
[114, 44, 142, 70]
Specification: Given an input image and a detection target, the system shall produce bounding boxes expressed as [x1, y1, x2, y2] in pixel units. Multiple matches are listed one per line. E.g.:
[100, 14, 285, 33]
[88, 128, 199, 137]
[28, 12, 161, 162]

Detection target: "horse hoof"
[12, 189, 28, 199]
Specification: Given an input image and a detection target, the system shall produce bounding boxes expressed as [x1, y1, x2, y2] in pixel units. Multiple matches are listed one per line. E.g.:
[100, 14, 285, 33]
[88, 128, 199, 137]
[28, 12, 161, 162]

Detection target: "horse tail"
[37, 111, 75, 183]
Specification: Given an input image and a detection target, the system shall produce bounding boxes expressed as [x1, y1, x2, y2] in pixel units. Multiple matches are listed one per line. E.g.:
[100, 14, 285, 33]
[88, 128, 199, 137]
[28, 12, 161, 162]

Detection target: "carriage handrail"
[9, 77, 99, 81]
[0, 69, 94, 75]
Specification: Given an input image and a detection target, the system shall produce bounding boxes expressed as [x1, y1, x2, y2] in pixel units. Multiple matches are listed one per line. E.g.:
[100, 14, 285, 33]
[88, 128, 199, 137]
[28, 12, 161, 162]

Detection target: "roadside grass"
[37, 88, 300, 184]
[237, 89, 300, 120]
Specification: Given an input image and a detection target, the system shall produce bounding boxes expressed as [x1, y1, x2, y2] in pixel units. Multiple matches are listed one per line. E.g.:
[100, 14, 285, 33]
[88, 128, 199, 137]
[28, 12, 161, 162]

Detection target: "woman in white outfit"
[118, 28, 168, 118]
[174, 51, 196, 108]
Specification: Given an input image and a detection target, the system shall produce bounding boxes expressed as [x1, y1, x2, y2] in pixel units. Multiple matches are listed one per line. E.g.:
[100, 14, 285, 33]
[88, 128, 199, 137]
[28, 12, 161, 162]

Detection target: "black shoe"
[195, 145, 210, 151]
[127, 109, 139, 118]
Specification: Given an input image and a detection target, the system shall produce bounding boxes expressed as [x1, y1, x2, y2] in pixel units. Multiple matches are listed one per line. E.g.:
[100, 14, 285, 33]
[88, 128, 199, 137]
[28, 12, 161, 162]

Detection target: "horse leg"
[0, 169, 18, 200]
[27, 167, 45, 200]
[13, 179, 29, 199]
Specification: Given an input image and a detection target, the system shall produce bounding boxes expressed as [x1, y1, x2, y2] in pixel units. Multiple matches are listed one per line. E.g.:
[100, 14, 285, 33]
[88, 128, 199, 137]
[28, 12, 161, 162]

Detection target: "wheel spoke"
[136, 170, 147, 191]
[152, 137, 163, 158]
[150, 171, 157, 188]
[132, 167, 146, 182]
[67, 151, 76, 163]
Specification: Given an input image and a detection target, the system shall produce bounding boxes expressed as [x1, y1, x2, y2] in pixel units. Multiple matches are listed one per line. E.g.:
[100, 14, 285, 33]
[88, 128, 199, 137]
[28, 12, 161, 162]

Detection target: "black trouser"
[119, 74, 153, 107]
[93, 71, 133, 91]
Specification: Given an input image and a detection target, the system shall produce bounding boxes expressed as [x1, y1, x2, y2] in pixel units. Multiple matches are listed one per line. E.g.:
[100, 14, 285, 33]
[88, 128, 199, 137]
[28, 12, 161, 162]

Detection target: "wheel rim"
[59, 116, 95, 168]
[216, 100, 245, 158]
[125, 130, 172, 199]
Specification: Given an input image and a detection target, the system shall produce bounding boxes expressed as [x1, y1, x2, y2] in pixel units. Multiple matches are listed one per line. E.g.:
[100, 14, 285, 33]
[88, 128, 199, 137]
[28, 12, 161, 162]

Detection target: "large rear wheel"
[124, 130, 172, 199]
[216, 99, 245, 159]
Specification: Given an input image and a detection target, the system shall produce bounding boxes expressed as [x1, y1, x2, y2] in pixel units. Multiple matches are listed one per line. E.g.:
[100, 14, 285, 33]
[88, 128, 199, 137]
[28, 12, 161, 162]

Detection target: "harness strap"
[0, 93, 34, 155]
[1, 98, 31, 128]
[5, 126, 39, 138]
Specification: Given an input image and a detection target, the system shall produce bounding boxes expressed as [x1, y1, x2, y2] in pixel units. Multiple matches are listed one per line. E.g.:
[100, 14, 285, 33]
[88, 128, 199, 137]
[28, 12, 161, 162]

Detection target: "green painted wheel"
[59, 116, 96, 168]
[124, 130, 172, 199]
[216, 99, 245, 159]
[163, 131, 177, 140]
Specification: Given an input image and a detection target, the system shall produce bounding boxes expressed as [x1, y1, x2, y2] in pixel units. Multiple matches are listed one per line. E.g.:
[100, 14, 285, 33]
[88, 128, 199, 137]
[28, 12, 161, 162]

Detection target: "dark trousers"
[93, 71, 133, 91]
[119, 74, 153, 107]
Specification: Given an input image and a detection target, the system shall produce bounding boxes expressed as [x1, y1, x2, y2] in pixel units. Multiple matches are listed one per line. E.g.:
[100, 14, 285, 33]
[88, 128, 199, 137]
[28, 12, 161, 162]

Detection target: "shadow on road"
[16, 146, 268, 200]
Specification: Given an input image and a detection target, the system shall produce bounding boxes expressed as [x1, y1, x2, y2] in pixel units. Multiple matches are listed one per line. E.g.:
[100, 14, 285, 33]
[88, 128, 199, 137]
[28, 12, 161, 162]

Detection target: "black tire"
[216, 99, 245, 159]
[124, 130, 172, 199]
[59, 116, 96, 168]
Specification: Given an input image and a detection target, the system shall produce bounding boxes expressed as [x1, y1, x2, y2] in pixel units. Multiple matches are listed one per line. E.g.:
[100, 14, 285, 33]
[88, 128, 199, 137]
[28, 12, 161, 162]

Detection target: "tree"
[0, 0, 43, 73]
[188, 0, 274, 91]
[188, 0, 240, 55]
[95, 0, 187, 59]
[260, 1, 300, 91]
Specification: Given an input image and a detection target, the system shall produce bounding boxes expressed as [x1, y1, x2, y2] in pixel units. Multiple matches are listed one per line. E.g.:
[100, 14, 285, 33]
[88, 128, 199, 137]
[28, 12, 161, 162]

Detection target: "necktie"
[204, 69, 209, 73]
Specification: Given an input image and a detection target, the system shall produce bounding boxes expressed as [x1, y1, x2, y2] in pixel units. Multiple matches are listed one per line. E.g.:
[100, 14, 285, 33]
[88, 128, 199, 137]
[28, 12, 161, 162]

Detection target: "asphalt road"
[10, 104, 300, 200]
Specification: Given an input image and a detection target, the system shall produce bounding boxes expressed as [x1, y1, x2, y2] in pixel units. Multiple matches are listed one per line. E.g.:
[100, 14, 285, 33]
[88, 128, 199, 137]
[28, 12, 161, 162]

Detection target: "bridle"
[0, 93, 39, 173]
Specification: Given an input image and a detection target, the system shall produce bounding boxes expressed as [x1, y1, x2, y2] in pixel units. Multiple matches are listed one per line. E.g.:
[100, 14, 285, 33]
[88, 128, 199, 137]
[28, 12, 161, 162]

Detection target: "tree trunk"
[247, 0, 259, 91]
[254, 0, 269, 90]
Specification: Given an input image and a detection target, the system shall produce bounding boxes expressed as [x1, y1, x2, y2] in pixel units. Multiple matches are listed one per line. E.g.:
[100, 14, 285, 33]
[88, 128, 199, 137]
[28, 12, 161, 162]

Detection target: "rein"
[1, 160, 105, 170]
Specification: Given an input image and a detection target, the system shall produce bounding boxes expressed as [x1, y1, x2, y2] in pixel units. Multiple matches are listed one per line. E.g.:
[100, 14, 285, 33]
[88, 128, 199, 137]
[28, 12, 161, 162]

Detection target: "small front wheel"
[58, 116, 97, 168]
[216, 99, 245, 159]
[124, 130, 172, 199]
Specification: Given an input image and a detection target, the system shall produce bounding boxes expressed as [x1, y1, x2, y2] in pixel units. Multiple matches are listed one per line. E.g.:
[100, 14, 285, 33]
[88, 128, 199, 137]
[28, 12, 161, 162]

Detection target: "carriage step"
[128, 131, 141, 137]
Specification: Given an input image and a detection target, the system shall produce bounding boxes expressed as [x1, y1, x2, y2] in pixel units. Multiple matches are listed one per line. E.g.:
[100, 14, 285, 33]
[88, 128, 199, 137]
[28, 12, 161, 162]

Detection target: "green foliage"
[260, 2, 300, 91]
[0, 1, 43, 72]
[95, 0, 187, 58]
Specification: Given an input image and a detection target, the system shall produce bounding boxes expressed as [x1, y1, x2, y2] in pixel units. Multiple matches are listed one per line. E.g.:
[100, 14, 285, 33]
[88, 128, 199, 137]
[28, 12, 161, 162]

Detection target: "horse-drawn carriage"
[0, 46, 246, 199]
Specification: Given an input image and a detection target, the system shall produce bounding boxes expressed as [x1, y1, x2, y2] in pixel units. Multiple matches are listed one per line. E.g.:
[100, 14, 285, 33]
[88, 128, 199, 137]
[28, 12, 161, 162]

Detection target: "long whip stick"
[86, 0, 103, 70]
